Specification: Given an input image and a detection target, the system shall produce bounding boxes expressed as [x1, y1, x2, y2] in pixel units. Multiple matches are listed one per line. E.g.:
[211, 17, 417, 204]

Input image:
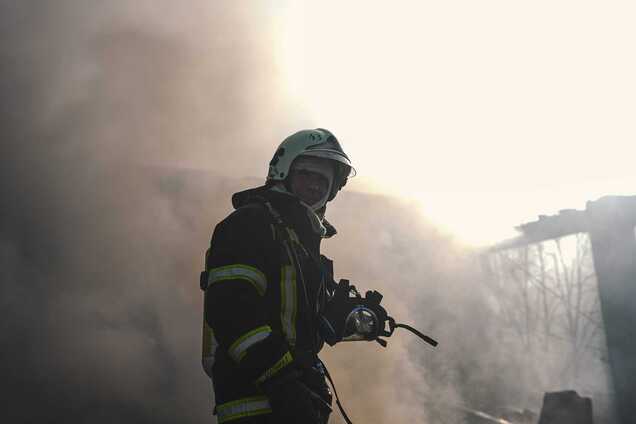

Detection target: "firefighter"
[200, 128, 356, 423]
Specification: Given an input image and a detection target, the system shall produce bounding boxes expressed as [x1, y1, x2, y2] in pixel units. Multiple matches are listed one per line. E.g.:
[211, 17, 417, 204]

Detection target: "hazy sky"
[266, 1, 636, 246]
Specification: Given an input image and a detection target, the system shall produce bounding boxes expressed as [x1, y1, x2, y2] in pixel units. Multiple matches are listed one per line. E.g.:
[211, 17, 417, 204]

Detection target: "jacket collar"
[231, 184, 337, 239]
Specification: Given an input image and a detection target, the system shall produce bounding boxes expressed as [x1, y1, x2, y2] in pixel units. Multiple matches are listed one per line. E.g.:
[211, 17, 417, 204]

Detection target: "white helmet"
[267, 128, 355, 201]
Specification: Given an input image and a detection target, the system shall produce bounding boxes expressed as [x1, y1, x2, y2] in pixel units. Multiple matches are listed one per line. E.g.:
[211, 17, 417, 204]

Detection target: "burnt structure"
[492, 196, 636, 424]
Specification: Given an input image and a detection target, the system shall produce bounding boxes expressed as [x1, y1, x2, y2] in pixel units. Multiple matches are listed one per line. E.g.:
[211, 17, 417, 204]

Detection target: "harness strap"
[254, 199, 320, 353]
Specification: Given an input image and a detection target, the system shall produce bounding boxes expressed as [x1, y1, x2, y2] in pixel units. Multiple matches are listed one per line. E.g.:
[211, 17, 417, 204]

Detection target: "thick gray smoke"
[0, 1, 286, 422]
[322, 193, 514, 423]
[1, 2, 613, 423]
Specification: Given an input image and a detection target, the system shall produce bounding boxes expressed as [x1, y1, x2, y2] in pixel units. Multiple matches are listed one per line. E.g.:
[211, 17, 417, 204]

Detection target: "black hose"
[320, 359, 354, 424]
[394, 323, 438, 347]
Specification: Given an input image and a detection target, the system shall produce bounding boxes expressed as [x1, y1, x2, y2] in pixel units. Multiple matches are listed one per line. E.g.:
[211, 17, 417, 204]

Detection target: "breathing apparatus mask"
[319, 279, 438, 348]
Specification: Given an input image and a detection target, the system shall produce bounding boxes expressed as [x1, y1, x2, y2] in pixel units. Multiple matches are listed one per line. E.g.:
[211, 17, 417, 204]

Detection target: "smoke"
[323, 193, 614, 423]
[0, 1, 613, 423]
[0, 1, 288, 422]
[321, 193, 500, 423]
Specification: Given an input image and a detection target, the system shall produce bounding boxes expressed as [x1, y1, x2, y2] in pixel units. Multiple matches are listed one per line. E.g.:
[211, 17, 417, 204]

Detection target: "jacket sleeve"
[203, 207, 293, 384]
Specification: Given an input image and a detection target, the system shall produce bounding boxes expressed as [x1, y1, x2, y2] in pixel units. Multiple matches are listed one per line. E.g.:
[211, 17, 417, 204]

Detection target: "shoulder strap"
[245, 197, 308, 255]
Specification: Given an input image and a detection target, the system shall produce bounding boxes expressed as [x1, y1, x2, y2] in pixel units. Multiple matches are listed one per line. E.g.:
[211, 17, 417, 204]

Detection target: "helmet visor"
[300, 149, 356, 178]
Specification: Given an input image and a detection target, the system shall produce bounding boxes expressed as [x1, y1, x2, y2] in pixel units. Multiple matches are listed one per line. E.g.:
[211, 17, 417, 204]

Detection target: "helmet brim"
[300, 150, 357, 178]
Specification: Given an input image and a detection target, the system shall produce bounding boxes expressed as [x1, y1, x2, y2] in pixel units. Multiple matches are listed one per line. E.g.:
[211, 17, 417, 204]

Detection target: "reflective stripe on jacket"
[216, 396, 272, 423]
[201, 187, 337, 414]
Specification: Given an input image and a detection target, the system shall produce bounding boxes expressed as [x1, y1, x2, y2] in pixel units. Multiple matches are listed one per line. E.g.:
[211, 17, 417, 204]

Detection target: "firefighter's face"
[289, 168, 331, 206]
[288, 157, 334, 207]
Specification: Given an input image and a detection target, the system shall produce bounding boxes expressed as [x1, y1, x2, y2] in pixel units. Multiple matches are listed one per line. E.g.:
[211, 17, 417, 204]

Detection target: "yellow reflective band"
[228, 325, 272, 363]
[286, 228, 300, 243]
[201, 317, 218, 377]
[256, 351, 293, 384]
[207, 264, 267, 295]
[280, 264, 297, 347]
[216, 396, 272, 423]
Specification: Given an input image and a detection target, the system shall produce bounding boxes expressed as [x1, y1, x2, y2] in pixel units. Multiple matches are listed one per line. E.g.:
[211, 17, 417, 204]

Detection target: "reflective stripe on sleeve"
[228, 325, 272, 363]
[216, 396, 272, 423]
[280, 264, 297, 347]
[256, 351, 293, 384]
[207, 264, 267, 295]
[201, 317, 219, 377]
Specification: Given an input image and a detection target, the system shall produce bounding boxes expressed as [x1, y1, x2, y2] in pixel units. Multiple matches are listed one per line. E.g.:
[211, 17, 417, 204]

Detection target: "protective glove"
[261, 368, 320, 423]
[320, 279, 355, 345]
[302, 364, 333, 421]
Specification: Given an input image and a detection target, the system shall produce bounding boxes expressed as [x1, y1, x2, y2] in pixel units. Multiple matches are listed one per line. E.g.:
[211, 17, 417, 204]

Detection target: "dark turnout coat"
[201, 186, 336, 423]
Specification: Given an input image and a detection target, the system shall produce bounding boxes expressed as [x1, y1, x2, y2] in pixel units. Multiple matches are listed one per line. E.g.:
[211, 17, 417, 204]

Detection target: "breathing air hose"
[320, 360, 354, 424]
[388, 318, 438, 347]
[321, 317, 438, 424]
